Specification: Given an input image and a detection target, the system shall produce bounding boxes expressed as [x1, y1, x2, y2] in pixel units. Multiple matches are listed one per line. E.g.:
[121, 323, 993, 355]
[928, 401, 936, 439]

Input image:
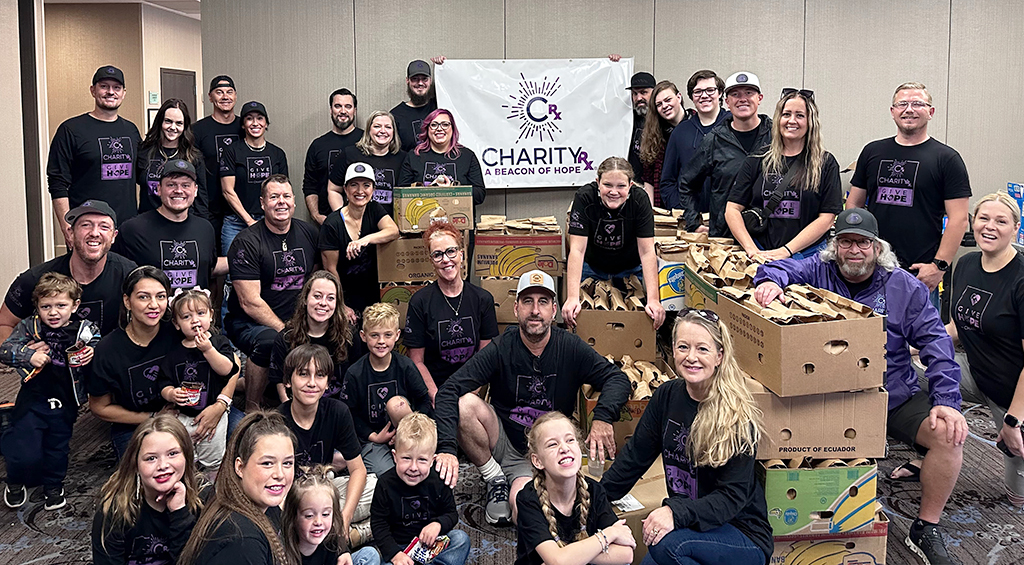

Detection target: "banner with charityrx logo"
[436, 58, 633, 188]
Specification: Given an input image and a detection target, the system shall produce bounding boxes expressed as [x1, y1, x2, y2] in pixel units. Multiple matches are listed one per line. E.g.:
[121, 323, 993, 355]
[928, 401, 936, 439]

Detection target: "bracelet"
[217, 393, 233, 407]
[595, 529, 609, 553]
[783, 244, 793, 257]
[216, 398, 230, 410]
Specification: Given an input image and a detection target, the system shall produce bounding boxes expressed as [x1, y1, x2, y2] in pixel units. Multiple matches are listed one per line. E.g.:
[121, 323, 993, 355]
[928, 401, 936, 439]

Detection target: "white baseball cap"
[516, 270, 557, 300]
[724, 71, 761, 94]
[344, 162, 374, 184]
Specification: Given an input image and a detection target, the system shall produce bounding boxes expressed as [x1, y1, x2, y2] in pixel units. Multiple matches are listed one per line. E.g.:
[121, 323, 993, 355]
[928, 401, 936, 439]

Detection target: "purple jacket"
[754, 256, 961, 411]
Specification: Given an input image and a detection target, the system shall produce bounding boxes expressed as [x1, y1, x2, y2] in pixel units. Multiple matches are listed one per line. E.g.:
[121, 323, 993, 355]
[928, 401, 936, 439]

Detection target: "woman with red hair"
[398, 109, 486, 207]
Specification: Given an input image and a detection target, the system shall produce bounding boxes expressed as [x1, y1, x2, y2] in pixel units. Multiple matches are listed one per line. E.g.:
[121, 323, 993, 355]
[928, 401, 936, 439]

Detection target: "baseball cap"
[65, 200, 117, 226]
[407, 60, 431, 78]
[241, 101, 268, 120]
[92, 66, 125, 86]
[344, 162, 375, 184]
[627, 72, 656, 90]
[161, 159, 197, 181]
[517, 270, 557, 299]
[209, 75, 235, 92]
[724, 71, 761, 94]
[834, 208, 879, 239]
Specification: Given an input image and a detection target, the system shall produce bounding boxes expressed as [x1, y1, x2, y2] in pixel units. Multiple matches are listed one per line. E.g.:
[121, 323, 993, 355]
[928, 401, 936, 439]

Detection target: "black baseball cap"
[241, 101, 268, 120]
[835, 208, 879, 239]
[161, 159, 197, 181]
[627, 72, 656, 90]
[407, 60, 431, 78]
[92, 66, 125, 86]
[209, 75, 235, 92]
[65, 200, 117, 226]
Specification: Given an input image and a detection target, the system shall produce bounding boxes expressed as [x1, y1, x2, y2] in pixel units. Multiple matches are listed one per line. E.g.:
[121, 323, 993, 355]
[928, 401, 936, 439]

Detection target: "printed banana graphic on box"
[393, 186, 474, 233]
[474, 233, 564, 277]
[404, 198, 442, 227]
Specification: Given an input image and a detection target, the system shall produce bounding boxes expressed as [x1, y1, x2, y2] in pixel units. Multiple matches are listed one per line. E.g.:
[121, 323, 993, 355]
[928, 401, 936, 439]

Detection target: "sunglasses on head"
[680, 307, 720, 324]
[781, 88, 815, 101]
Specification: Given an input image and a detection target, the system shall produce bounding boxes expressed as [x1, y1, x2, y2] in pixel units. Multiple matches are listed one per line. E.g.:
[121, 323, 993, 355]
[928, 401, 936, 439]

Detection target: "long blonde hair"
[526, 412, 591, 547]
[673, 311, 763, 467]
[282, 465, 347, 565]
[761, 91, 824, 192]
[97, 415, 205, 551]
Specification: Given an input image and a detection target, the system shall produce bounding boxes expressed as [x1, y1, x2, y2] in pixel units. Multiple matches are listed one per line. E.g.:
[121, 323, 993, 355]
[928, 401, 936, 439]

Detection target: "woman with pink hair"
[398, 109, 486, 207]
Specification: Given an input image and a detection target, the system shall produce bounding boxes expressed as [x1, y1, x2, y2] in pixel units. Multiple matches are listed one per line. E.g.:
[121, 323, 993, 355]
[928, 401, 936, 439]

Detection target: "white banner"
[436, 58, 633, 188]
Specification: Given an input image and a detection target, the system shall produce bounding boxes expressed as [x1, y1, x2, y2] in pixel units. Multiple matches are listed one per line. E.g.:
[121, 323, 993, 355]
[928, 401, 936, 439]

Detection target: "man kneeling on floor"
[433, 270, 630, 525]
[753, 208, 964, 565]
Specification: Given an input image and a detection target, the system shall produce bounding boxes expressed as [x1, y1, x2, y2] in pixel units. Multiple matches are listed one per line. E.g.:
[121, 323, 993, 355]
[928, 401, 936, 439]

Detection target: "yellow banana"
[405, 198, 441, 226]
[381, 286, 413, 304]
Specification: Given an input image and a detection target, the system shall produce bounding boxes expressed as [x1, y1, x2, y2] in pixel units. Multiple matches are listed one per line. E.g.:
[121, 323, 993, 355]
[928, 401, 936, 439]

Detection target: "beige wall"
[141, 3, 203, 121]
[202, 0, 1024, 226]
[1, 0, 30, 284]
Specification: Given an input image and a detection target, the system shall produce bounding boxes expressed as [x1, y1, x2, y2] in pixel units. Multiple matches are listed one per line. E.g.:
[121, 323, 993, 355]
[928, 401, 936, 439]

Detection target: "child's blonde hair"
[362, 302, 400, 332]
[282, 465, 346, 564]
[394, 412, 436, 454]
[526, 412, 590, 547]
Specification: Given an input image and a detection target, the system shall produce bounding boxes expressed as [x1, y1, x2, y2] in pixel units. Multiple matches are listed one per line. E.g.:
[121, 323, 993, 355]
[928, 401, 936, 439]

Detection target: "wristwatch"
[932, 258, 950, 271]
[1005, 413, 1021, 429]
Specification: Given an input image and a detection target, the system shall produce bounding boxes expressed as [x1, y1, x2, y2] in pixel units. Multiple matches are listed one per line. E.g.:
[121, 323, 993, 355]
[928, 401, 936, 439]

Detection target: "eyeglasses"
[680, 307, 720, 324]
[429, 246, 460, 262]
[429, 121, 452, 131]
[892, 101, 931, 110]
[782, 88, 815, 101]
[836, 238, 874, 250]
[692, 87, 719, 98]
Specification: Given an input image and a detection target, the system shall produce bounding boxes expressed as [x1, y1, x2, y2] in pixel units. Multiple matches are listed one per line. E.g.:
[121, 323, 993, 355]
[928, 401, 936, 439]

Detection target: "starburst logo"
[888, 160, 906, 176]
[170, 241, 188, 259]
[503, 74, 563, 143]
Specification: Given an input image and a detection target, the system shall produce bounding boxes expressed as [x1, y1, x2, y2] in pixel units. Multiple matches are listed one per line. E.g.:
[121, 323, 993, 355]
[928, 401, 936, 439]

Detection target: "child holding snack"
[342, 303, 431, 474]
[515, 411, 635, 565]
[158, 287, 240, 474]
[370, 413, 470, 565]
[283, 464, 382, 565]
[1, 272, 100, 510]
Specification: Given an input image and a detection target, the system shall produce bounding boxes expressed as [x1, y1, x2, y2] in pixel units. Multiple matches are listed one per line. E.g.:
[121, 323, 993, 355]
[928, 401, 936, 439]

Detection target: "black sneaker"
[484, 475, 511, 526]
[4, 484, 26, 509]
[43, 487, 66, 511]
[906, 520, 959, 564]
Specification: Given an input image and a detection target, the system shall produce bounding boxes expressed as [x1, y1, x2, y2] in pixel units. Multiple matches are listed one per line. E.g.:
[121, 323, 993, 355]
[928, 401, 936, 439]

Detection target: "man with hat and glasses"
[752, 208, 965, 565]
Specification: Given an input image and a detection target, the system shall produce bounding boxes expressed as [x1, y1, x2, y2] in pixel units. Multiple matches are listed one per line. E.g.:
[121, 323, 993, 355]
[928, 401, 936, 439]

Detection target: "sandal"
[890, 461, 921, 482]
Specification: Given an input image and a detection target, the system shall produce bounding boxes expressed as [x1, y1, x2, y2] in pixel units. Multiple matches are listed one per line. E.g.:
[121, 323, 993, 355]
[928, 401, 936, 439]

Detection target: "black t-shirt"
[135, 148, 208, 217]
[226, 220, 320, 325]
[628, 111, 646, 183]
[329, 145, 408, 216]
[567, 182, 655, 274]
[303, 129, 364, 216]
[733, 126, 761, 155]
[841, 276, 873, 299]
[370, 468, 459, 560]
[399, 148, 487, 206]
[851, 137, 972, 266]
[277, 398, 362, 467]
[193, 508, 282, 565]
[87, 324, 179, 435]
[4, 253, 137, 337]
[92, 499, 199, 565]
[728, 152, 843, 250]
[46, 113, 142, 227]
[192, 115, 241, 216]
[515, 477, 618, 565]
[390, 100, 438, 152]
[952, 252, 1024, 409]
[220, 141, 289, 217]
[268, 329, 362, 400]
[155, 333, 238, 417]
[403, 282, 499, 387]
[341, 352, 432, 442]
[112, 210, 218, 290]
[318, 203, 388, 314]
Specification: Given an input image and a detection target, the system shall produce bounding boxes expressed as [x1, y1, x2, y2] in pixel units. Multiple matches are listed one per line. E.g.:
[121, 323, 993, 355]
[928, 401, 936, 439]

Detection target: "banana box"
[380, 283, 425, 330]
[579, 358, 676, 452]
[393, 186, 474, 233]
[657, 258, 687, 311]
[760, 460, 877, 537]
[473, 233, 565, 277]
[479, 277, 518, 323]
[771, 507, 888, 565]
[377, 235, 468, 282]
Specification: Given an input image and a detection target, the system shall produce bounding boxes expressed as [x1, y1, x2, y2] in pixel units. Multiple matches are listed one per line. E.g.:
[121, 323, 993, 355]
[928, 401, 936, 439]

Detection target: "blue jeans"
[641, 523, 765, 565]
[929, 287, 940, 311]
[352, 546, 382, 565]
[221, 214, 262, 255]
[791, 238, 828, 260]
[581, 262, 644, 282]
[386, 529, 470, 565]
[227, 405, 245, 439]
[111, 426, 136, 461]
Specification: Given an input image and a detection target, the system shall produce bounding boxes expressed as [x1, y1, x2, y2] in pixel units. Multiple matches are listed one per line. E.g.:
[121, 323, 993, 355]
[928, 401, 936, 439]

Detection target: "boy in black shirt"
[370, 413, 469, 565]
[342, 303, 431, 474]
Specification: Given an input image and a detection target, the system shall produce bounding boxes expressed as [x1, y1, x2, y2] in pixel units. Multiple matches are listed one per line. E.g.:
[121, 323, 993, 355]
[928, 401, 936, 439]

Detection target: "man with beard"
[225, 174, 319, 411]
[391, 60, 438, 152]
[302, 88, 363, 224]
[47, 66, 142, 240]
[112, 160, 226, 290]
[625, 71, 655, 189]
[847, 82, 971, 309]
[192, 75, 241, 249]
[433, 270, 629, 526]
[752, 208, 964, 565]
[0, 201, 137, 341]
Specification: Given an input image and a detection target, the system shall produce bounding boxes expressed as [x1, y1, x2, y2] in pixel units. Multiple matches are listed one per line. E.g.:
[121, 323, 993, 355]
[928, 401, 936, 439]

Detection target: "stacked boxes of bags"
[574, 276, 657, 360]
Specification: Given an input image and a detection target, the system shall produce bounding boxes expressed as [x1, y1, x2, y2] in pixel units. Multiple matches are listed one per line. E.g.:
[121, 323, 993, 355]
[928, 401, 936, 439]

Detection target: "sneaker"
[349, 520, 373, 547]
[4, 484, 26, 509]
[484, 475, 512, 526]
[43, 487, 66, 511]
[906, 521, 958, 564]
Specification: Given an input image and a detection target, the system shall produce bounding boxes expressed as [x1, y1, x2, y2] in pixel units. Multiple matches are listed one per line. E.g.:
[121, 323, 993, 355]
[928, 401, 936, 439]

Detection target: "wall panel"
[142, 4, 203, 119]
[1, 0, 29, 282]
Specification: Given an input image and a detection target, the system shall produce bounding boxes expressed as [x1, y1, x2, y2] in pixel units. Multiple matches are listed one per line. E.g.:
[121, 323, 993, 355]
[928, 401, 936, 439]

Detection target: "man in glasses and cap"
[752, 208, 964, 565]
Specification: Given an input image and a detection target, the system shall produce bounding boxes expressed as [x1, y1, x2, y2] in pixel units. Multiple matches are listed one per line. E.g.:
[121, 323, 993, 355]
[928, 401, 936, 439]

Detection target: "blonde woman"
[326, 110, 407, 215]
[602, 309, 771, 564]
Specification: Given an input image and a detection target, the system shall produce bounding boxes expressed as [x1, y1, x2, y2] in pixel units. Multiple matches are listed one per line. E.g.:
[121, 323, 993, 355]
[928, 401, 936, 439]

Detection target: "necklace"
[245, 139, 266, 151]
[159, 147, 179, 160]
[442, 288, 464, 317]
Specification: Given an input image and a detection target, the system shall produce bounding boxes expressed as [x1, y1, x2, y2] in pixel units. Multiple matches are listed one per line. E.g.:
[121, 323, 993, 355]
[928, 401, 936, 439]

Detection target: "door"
[160, 68, 197, 119]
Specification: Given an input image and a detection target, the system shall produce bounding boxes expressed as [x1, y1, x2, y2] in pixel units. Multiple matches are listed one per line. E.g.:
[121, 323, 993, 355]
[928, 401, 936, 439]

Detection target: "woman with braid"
[601, 309, 772, 564]
[515, 412, 635, 565]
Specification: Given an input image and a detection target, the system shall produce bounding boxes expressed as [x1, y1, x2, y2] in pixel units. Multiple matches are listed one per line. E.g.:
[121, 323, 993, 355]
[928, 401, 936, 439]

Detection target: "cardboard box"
[747, 378, 888, 460]
[574, 310, 656, 360]
[479, 277, 518, 323]
[657, 258, 687, 311]
[379, 283, 425, 330]
[585, 457, 667, 565]
[393, 186, 474, 233]
[473, 232, 565, 277]
[580, 359, 676, 450]
[376, 235, 467, 282]
[683, 264, 719, 310]
[771, 509, 888, 564]
[760, 461, 877, 537]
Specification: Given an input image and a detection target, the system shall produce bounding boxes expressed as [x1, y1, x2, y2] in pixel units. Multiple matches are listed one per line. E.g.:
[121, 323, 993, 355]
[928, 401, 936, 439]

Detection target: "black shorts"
[887, 388, 933, 455]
